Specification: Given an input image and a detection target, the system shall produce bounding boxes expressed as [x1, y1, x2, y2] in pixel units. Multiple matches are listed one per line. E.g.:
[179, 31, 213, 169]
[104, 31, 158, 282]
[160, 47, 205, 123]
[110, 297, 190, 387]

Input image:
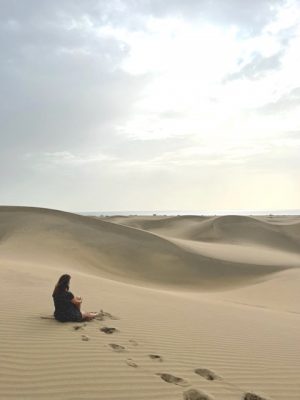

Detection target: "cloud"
[224, 51, 284, 81]
[258, 87, 300, 113]
[0, 0, 147, 154]
[1, 0, 300, 211]
[28, 151, 118, 166]
[114, 0, 284, 34]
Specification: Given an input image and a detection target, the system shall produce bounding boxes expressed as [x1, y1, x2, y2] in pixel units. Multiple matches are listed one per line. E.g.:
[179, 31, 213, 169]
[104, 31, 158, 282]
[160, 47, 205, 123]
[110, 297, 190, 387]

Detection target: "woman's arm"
[71, 296, 82, 305]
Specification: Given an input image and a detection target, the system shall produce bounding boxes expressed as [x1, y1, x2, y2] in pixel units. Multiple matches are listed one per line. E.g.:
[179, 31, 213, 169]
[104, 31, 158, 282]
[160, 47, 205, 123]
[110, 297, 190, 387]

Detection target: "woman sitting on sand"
[52, 274, 98, 322]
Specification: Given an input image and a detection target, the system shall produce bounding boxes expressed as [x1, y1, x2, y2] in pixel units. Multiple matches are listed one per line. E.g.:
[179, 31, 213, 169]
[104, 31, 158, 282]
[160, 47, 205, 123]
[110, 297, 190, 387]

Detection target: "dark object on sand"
[244, 393, 269, 400]
[194, 368, 220, 381]
[183, 388, 214, 400]
[109, 343, 125, 352]
[149, 354, 163, 361]
[73, 323, 86, 330]
[95, 310, 119, 321]
[156, 373, 189, 387]
[100, 327, 118, 334]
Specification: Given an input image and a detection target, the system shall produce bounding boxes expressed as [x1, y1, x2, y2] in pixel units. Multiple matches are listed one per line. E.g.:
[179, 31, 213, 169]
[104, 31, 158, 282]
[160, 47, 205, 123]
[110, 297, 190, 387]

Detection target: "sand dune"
[1, 207, 293, 291]
[105, 215, 300, 252]
[0, 206, 299, 399]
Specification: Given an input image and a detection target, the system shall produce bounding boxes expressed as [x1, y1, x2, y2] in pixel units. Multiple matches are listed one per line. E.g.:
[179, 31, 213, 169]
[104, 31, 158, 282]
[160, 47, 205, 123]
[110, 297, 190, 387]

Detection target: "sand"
[0, 207, 299, 400]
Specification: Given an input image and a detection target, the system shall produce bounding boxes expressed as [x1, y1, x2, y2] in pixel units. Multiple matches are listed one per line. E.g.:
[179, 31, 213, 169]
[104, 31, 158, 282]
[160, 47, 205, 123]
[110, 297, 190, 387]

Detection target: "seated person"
[52, 274, 98, 322]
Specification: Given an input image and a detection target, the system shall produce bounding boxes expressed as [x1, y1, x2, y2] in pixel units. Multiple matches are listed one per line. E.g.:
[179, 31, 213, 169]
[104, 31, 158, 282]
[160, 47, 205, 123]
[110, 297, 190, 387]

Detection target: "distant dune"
[105, 214, 300, 250]
[0, 206, 299, 399]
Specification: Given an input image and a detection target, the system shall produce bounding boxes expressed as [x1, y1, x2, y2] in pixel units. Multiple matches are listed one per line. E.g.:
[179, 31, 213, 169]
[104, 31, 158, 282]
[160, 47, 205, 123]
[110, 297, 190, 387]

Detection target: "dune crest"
[1, 207, 298, 291]
[105, 214, 300, 252]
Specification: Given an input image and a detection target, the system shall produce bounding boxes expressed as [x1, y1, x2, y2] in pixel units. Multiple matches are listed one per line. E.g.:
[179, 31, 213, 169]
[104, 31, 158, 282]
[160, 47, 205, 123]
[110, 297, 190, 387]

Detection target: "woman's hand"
[71, 296, 82, 307]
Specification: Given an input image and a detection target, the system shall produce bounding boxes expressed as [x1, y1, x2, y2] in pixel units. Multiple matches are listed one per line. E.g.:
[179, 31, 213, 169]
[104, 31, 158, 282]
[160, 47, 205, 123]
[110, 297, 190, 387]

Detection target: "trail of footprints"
[72, 310, 270, 400]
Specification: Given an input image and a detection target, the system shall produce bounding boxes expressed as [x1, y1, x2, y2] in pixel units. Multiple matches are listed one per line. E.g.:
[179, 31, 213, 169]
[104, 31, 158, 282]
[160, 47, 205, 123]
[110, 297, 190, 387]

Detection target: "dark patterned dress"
[53, 290, 83, 322]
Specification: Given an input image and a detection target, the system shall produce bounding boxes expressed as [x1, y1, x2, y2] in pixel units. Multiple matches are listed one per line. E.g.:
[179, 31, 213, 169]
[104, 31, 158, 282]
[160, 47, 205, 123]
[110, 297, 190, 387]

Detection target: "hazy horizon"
[79, 208, 300, 215]
[1, 204, 300, 216]
[1, 0, 300, 211]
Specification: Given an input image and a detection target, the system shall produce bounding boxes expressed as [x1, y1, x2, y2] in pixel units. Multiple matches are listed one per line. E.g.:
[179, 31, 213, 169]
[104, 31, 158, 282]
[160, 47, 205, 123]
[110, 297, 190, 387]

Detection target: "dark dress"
[53, 290, 83, 322]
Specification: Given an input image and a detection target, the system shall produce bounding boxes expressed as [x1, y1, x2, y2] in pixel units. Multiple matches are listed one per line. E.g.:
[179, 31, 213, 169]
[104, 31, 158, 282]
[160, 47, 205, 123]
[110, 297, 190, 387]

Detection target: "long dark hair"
[52, 274, 71, 297]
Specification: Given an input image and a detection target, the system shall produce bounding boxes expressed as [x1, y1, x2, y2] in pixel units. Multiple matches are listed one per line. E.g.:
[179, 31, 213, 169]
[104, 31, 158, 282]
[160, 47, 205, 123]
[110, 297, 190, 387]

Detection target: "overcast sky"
[1, 0, 300, 212]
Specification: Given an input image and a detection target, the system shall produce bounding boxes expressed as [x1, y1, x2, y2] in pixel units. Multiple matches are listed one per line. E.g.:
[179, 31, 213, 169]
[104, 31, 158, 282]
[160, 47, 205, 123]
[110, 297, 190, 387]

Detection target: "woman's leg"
[81, 311, 99, 321]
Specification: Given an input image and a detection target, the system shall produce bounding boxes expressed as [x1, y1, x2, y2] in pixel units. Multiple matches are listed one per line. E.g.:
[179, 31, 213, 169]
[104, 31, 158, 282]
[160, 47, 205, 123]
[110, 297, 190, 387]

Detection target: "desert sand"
[0, 206, 299, 400]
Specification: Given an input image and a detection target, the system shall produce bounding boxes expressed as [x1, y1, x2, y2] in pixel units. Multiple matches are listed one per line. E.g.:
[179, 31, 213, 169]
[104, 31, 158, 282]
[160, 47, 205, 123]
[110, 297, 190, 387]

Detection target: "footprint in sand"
[129, 339, 138, 346]
[109, 343, 126, 352]
[194, 368, 221, 381]
[73, 323, 87, 331]
[243, 393, 269, 400]
[149, 354, 163, 362]
[81, 335, 90, 341]
[100, 327, 118, 334]
[156, 373, 189, 387]
[183, 388, 214, 400]
[126, 358, 138, 368]
[95, 310, 119, 321]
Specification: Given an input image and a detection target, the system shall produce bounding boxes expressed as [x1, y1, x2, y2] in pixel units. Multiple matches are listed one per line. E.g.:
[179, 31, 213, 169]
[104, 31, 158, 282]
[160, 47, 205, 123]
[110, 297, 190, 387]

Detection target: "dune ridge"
[105, 214, 300, 252]
[1, 207, 298, 291]
[0, 206, 299, 400]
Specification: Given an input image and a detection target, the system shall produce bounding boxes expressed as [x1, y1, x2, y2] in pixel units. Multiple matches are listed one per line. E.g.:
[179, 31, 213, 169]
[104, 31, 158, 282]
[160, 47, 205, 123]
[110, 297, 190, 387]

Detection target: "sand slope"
[0, 207, 299, 400]
[105, 214, 300, 252]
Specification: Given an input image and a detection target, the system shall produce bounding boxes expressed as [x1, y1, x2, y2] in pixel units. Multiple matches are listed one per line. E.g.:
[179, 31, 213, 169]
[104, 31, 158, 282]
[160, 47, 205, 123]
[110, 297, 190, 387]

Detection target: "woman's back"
[52, 274, 98, 322]
[53, 290, 82, 322]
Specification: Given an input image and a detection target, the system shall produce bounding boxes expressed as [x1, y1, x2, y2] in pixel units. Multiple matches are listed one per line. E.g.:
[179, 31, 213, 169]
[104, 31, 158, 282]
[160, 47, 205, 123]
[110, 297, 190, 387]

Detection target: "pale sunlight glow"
[1, 0, 300, 211]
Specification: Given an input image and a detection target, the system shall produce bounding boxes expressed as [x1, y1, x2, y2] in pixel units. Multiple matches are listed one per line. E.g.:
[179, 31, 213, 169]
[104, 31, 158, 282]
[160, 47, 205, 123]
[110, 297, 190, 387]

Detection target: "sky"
[1, 0, 300, 212]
